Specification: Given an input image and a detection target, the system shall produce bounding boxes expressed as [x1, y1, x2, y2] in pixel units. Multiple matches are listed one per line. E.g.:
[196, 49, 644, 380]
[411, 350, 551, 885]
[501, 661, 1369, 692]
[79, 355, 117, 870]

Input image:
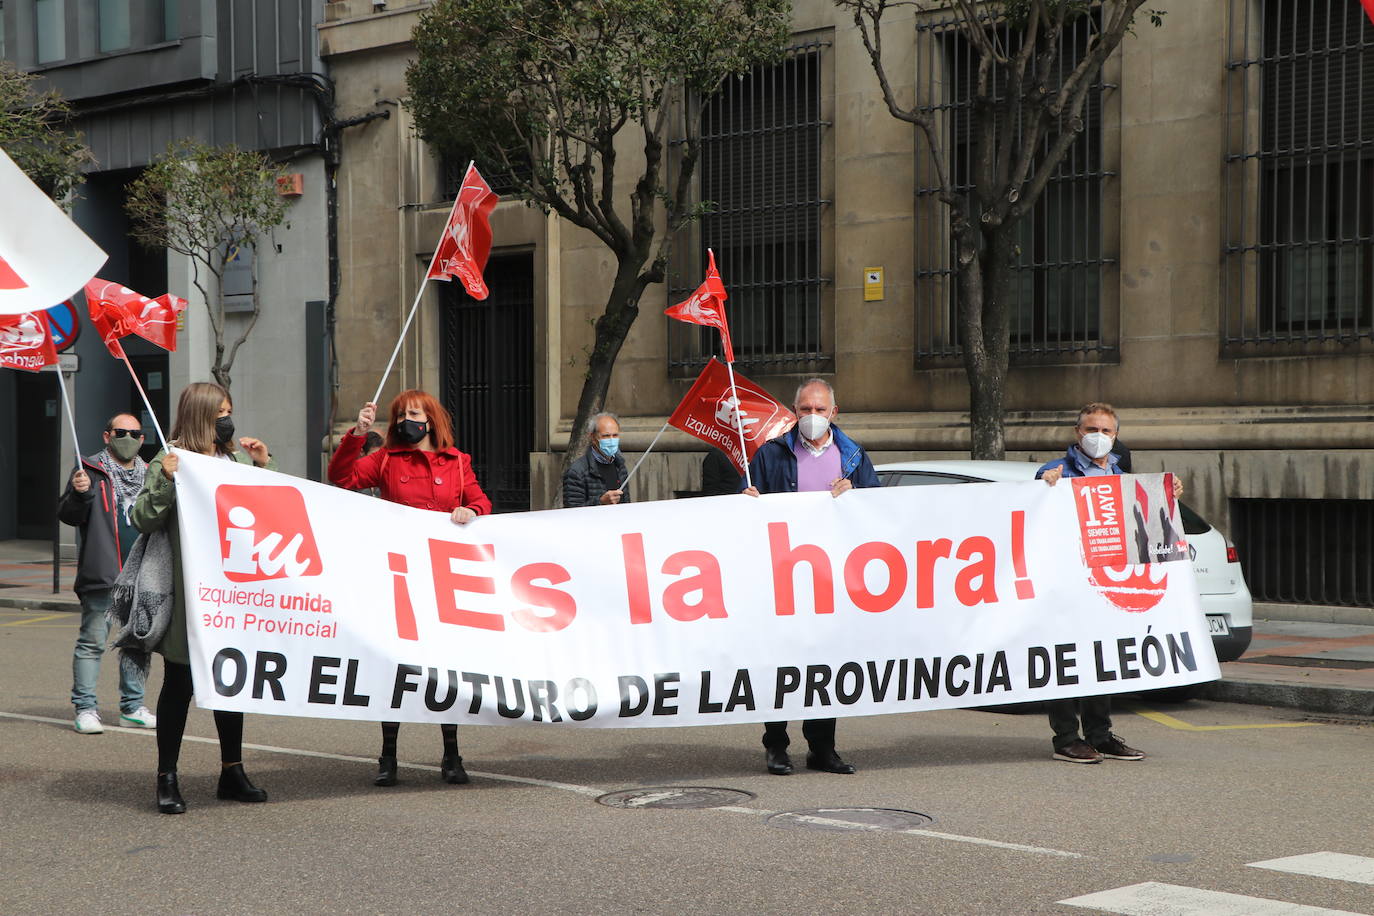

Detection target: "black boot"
[156, 772, 186, 814]
[216, 763, 268, 802]
[765, 748, 793, 775]
[440, 751, 469, 785]
[374, 755, 398, 787]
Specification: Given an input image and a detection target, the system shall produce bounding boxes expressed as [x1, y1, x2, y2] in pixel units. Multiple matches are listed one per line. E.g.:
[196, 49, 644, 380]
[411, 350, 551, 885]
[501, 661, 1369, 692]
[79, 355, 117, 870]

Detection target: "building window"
[667, 40, 831, 374]
[99, 0, 130, 52]
[1223, 0, 1374, 348]
[912, 12, 1113, 364]
[36, 0, 64, 64]
[163, 0, 179, 41]
[439, 152, 526, 200]
[1231, 498, 1374, 607]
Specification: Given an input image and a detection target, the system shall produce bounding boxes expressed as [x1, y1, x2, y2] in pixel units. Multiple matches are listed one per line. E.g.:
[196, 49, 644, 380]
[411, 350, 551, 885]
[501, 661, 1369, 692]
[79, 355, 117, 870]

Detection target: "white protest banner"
[173, 451, 1219, 726]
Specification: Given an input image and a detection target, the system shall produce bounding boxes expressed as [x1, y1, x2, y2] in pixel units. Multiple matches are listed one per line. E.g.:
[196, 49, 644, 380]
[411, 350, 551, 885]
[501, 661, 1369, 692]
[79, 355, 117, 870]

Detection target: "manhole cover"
[596, 786, 756, 810]
[766, 807, 935, 833]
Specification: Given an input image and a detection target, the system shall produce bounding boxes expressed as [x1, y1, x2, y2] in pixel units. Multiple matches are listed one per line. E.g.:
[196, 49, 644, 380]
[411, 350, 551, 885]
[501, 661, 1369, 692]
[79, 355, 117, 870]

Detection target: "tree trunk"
[959, 226, 1014, 460]
[558, 256, 650, 491]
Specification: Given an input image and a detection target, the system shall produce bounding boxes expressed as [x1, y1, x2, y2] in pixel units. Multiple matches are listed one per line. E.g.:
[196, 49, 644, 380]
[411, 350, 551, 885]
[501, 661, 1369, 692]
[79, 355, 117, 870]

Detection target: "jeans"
[71, 589, 144, 714]
[1046, 695, 1113, 750]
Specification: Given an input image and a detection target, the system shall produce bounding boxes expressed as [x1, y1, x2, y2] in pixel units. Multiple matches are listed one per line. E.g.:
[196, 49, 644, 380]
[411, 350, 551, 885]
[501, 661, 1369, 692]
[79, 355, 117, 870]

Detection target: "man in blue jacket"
[743, 378, 879, 776]
[1037, 402, 1183, 764]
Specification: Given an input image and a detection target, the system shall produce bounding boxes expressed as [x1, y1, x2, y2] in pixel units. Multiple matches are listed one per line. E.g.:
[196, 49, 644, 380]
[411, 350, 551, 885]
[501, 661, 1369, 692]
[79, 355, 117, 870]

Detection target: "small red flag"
[0, 310, 59, 371]
[665, 250, 734, 363]
[84, 279, 187, 358]
[667, 358, 795, 475]
[427, 163, 499, 300]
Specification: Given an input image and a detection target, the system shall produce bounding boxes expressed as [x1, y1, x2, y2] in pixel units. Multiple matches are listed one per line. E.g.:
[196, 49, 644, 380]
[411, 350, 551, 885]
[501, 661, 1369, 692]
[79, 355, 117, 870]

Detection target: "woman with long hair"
[131, 381, 275, 814]
[328, 389, 491, 787]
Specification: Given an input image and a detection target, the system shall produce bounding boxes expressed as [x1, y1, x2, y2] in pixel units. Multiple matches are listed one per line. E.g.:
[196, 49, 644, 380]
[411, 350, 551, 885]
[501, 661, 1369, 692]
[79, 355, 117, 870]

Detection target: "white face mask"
[798, 413, 831, 441]
[1079, 431, 1114, 459]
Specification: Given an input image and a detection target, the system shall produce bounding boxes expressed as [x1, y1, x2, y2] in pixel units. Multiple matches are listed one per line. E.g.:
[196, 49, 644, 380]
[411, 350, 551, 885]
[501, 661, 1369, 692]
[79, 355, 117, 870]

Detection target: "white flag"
[0, 146, 107, 315]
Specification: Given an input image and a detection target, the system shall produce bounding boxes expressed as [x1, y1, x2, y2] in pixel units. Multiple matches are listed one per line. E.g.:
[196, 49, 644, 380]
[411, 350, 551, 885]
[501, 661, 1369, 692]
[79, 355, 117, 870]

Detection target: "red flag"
[0, 310, 59, 371]
[84, 279, 187, 358]
[665, 250, 734, 363]
[427, 163, 499, 300]
[1363, 0, 1374, 26]
[667, 358, 795, 475]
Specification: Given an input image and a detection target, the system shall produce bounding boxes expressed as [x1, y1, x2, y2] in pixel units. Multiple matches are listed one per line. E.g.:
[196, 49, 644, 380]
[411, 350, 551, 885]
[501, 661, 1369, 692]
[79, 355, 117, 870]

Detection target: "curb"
[1198, 679, 1374, 718]
[0, 595, 80, 613]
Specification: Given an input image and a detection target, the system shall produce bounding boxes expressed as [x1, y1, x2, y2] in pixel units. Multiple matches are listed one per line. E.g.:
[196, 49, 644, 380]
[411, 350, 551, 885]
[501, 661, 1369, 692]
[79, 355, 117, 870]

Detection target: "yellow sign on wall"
[863, 267, 884, 301]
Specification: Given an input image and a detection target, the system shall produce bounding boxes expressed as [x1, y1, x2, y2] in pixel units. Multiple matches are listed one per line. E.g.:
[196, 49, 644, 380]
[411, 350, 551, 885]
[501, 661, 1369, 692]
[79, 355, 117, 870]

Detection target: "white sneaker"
[120, 706, 157, 729]
[74, 710, 104, 734]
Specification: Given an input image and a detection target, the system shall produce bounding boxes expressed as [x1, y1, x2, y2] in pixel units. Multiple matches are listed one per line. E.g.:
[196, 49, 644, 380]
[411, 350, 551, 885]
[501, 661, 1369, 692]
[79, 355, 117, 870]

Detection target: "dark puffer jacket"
[562, 449, 631, 508]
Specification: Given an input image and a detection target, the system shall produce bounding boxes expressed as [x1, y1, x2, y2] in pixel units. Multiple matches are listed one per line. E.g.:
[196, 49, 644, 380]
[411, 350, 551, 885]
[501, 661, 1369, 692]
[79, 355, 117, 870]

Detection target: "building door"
[440, 253, 534, 513]
[14, 372, 61, 539]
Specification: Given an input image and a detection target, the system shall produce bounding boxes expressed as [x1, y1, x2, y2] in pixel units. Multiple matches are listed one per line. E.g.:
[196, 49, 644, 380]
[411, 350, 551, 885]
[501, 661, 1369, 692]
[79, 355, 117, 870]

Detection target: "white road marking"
[1249, 853, 1374, 887]
[3, 708, 1081, 858]
[1059, 881, 1369, 915]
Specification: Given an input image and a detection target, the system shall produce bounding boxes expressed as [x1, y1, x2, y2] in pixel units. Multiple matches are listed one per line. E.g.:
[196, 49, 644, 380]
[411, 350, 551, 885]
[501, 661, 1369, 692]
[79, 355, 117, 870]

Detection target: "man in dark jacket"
[563, 412, 632, 508]
[743, 378, 878, 776]
[57, 412, 156, 734]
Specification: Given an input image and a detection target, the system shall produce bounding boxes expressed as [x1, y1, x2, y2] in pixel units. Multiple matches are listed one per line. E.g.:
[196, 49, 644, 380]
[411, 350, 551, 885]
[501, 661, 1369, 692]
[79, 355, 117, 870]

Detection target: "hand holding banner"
[0, 147, 108, 315]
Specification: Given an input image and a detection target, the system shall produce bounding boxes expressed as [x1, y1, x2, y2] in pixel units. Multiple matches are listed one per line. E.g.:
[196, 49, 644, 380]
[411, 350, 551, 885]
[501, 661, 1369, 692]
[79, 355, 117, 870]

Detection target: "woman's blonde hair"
[170, 382, 234, 455]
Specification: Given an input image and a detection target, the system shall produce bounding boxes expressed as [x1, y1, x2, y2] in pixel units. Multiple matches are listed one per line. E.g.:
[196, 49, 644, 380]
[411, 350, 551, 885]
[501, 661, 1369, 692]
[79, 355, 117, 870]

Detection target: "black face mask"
[214, 415, 235, 446]
[395, 419, 429, 446]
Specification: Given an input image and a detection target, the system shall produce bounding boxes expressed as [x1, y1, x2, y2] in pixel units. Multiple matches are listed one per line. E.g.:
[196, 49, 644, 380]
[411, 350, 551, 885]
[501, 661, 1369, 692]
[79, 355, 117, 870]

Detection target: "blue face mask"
[598, 437, 620, 458]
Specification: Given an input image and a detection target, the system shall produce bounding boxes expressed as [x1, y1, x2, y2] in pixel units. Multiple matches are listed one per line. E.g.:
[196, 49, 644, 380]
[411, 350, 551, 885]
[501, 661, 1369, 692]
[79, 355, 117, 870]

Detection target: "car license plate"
[1207, 615, 1230, 636]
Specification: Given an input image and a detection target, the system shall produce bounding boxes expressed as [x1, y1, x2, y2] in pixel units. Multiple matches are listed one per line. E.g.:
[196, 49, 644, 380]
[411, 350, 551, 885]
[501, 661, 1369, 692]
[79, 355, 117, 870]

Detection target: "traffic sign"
[45, 300, 81, 351]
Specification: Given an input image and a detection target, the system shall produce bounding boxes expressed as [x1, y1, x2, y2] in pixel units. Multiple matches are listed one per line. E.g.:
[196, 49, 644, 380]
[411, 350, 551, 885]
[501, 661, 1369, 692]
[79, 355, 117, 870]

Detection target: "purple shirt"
[793, 435, 842, 492]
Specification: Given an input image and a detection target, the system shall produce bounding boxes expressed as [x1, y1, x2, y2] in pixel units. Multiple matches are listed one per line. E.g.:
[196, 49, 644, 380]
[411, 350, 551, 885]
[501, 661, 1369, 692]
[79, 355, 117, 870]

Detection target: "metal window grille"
[1223, 0, 1374, 348]
[440, 152, 528, 200]
[667, 41, 831, 374]
[1230, 497, 1374, 607]
[439, 253, 535, 513]
[913, 12, 1114, 363]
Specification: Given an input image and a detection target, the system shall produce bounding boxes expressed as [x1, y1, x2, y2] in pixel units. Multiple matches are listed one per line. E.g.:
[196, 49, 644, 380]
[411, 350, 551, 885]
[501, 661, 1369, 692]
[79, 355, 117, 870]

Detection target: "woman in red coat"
[328, 389, 491, 786]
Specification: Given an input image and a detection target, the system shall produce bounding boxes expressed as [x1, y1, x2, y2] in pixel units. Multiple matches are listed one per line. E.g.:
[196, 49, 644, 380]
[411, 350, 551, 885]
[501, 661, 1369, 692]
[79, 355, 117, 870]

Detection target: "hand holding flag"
[665, 249, 733, 362]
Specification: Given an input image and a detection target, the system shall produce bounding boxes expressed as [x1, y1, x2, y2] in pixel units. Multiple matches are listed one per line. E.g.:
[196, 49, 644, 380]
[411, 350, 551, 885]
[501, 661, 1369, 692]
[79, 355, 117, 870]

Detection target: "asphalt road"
[3, 608, 1372, 916]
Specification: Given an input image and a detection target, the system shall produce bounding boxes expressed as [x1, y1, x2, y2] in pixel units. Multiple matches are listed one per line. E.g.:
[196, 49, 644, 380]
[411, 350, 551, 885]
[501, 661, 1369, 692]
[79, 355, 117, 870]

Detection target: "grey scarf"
[107, 527, 174, 682]
[97, 449, 148, 526]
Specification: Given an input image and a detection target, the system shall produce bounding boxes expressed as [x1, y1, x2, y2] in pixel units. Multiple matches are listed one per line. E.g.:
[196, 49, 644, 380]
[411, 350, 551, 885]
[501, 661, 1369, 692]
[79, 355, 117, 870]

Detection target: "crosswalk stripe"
[1058, 881, 1369, 915]
[1249, 853, 1374, 887]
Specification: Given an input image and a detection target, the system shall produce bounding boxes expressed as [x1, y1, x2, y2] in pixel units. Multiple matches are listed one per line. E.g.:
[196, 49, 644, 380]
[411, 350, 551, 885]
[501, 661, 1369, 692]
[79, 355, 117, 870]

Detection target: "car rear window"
[1178, 501, 1212, 536]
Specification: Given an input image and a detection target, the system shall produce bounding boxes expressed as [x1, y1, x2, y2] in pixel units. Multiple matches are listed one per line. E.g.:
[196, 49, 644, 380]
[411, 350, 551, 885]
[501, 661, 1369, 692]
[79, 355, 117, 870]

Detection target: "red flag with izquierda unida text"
[0, 310, 59, 371]
[84, 278, 186, 358]
[427, 163, 500, 300]
[667, 358, 794, 475]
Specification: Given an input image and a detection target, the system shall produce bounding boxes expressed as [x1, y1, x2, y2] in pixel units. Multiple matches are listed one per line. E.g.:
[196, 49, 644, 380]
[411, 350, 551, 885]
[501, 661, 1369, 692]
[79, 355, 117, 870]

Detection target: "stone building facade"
[319, 0, 1372, 612]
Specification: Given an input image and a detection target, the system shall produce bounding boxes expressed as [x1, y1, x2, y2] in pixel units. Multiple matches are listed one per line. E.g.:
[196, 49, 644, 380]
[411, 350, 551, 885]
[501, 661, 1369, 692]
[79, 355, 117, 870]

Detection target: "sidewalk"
[2, 538, 1371, 717]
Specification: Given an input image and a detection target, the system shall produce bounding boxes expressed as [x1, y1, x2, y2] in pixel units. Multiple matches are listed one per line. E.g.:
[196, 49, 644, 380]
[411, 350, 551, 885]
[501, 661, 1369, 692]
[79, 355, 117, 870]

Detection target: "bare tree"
[126, 140, 288, 391]
[837, 0, 1162, 458]
[406, 0, 791, 477]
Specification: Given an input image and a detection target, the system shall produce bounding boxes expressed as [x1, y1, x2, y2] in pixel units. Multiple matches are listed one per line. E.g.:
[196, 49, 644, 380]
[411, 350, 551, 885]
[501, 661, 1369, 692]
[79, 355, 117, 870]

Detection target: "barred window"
[1231, 498, 1374, 607]
[439, 152, 528, 200]
[667, 41, 831, 375]
[1223, 0, 1374, 348]
[913, 12, 1114, 364]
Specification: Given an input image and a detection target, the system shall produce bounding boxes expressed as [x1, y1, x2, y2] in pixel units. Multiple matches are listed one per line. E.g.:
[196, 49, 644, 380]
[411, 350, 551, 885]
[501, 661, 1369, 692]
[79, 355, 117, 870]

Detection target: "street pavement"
[3, 540, 1373, 914]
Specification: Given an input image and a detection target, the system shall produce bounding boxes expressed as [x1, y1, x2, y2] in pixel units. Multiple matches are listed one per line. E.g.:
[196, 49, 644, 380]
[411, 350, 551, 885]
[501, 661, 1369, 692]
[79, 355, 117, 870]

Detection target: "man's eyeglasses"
[107, 429, 143, 439]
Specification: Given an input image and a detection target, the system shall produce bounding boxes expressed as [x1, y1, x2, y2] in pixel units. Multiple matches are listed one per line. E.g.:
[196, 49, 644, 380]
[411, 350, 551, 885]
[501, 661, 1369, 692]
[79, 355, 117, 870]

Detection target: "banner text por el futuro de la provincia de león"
[173, 450, 1218, 726]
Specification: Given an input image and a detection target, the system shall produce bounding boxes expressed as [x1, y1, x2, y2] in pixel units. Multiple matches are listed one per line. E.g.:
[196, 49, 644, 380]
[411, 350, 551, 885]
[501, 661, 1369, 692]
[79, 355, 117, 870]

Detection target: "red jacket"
[328, 430, 492, 516]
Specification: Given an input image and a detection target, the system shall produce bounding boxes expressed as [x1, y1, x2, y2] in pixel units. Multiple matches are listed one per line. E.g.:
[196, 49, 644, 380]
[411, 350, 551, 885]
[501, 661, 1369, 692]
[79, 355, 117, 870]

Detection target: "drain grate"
[1246, 655, 1374, 670]
[596, 786, 756, 810]
[766, 807, 935, 833]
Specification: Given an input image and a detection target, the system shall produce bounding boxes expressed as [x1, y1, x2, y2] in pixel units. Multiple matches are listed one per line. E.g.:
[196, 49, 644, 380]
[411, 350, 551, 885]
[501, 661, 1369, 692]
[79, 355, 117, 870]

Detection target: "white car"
[874, 460, 1254, 672]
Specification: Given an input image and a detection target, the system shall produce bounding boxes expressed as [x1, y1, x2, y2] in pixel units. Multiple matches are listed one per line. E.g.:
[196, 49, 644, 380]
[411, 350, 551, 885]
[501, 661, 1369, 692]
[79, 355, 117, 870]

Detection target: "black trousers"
[156, 659, 244, 773]
[1046, 695, 1113, 750]
[762, 718, 836, 754]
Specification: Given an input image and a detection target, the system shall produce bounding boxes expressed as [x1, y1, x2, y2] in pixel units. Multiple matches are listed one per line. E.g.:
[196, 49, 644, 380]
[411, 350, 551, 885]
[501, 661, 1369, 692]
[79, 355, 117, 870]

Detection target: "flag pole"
[371, 160, 474, 408]
[117, 354, 169, 451]
[52, 363, 82, 471]
[618, 421, 671, 492]
[723, 359, 753, 489]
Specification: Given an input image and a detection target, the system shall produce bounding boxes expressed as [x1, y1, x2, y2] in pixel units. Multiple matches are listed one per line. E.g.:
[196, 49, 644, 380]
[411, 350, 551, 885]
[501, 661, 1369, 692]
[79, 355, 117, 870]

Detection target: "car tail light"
[1226, 544, 1240, 564]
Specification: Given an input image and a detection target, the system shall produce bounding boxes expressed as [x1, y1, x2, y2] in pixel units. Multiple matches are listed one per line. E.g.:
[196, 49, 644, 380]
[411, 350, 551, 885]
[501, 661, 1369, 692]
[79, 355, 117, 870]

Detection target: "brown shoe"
[1053, 739, 1103, 764]
[1092, 734, 1145, 760]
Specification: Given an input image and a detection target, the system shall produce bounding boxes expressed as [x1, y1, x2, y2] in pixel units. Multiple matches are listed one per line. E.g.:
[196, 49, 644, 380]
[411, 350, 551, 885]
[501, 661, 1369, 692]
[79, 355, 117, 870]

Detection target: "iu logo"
[1087, 563, 1168, 613]
[215, 485, 324, 582]
[713, 384, 780, 444]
